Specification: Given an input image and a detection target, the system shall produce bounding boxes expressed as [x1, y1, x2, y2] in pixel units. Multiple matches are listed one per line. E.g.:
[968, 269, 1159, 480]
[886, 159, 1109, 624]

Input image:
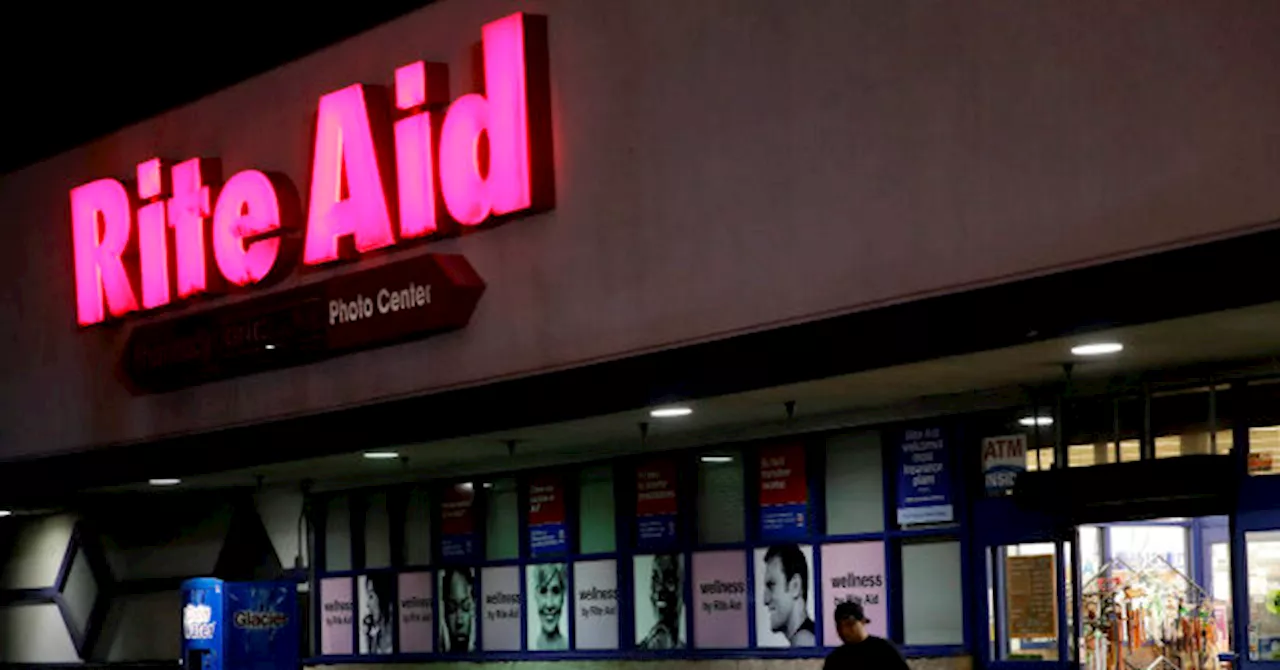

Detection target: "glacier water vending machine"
[181, 578, 299, 670]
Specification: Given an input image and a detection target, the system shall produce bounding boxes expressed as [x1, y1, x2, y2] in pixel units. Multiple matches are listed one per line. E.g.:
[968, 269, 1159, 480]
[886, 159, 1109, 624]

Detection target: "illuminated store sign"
[70, 12, 552, 327]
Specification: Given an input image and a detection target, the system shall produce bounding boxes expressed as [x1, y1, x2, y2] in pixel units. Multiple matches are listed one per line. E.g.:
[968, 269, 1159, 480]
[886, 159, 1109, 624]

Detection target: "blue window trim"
[311, 420, 968, 662]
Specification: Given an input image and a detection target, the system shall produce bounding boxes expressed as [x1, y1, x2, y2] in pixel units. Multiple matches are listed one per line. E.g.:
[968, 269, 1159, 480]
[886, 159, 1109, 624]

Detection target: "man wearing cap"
[823, 601, 909, 670]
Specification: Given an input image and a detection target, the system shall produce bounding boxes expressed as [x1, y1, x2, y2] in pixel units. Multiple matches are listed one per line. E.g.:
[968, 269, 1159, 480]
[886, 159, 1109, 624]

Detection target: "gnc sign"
[70, 12, 552, 327]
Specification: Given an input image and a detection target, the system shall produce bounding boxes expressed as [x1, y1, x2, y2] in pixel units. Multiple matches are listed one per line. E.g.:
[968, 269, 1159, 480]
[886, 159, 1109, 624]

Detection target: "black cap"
[834, 600, 870, 624]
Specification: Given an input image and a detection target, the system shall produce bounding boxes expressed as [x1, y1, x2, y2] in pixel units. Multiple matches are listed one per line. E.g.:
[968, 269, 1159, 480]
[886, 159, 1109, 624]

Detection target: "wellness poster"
[481, 566, 522, 651]
[574, 560, 620, 650]
[320, 577, 355, 655]
[820, 542, 887, 644]
[896, 426, 954, 525]
[397, 572, 434, 653]
[440, 482, 477, 560]
[759, 443, 809, 540]
[635, 460, 679, 550]
[691, 551, 749, 649]
[528, 476, 568, 557]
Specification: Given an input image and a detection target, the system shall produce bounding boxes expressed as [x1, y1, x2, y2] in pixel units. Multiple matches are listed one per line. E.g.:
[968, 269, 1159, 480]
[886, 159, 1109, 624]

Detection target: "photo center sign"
[66, 13, 554, 390]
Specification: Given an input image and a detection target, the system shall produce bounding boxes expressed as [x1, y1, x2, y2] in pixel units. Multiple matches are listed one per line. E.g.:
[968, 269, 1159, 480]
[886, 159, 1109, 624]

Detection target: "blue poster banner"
[226, 581, 299, 670]
[896, 427, 954, 526]
[635, 460, 679, 550]
[758, 443, 809, 541]
[441, 483, 477, 560]
[528, 476, 568, 557]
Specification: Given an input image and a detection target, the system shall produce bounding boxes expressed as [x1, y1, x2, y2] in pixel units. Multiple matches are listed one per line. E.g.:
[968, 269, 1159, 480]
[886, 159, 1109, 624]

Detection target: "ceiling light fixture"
[1019, 416, 1054, 427]
[149, 478, 181, 486]
[700, 455, 734, 464]
[265, 344, 276, 351]
[650, 406, 692, 418]
[363, 451, 400, 460]
[1071, 342, 1123, 356]
[0, 511, 11, 518]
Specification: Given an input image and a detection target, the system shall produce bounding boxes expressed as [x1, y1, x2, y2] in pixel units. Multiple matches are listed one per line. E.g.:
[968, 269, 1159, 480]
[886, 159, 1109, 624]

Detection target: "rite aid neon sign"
[70, 13, 552, 327]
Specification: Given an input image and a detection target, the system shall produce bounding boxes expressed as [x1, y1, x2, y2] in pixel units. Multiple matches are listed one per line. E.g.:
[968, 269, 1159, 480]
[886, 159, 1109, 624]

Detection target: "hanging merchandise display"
[1081, 556, 1223, 670]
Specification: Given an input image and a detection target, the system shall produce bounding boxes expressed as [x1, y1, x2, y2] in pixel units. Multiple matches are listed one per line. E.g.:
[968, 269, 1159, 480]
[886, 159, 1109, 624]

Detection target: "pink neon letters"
[69, 12, 552, 326]
[70, 179, 139, 325]
[135, 159, 172, 309]
[303, 84, 397, 264]
[440, 13, 537, 225]
[213, 170, 285, 287]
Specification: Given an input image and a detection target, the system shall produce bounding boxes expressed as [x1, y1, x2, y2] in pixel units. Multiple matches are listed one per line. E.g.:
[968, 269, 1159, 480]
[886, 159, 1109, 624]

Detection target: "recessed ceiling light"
[482, 482, 493, 489]
[0, 511, 12, 518]
[149, 478, 181, 486]
[650, 406, 692, 418]
[1019, 416, 1054, 427]
[1071, 342, 1123, 356]
[265, 344, 276, 351]
[363, 451, 399, 460]
[700, 455, 734, 464]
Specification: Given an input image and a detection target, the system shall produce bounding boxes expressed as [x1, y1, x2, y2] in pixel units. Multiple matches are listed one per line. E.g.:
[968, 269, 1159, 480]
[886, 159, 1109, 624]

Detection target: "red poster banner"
[635, 460, 679, 517]
[759, 443, 808, 507]
[528, 476, 565, 526]
[441, 483, 476, 535]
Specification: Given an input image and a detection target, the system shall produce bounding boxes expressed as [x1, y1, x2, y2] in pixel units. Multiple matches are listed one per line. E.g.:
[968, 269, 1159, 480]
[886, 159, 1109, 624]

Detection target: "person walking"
[823, 601, 909, 670]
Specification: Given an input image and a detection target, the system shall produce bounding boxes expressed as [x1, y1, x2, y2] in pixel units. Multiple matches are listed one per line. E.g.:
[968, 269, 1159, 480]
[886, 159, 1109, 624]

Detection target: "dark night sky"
[0, 2, 435, 176]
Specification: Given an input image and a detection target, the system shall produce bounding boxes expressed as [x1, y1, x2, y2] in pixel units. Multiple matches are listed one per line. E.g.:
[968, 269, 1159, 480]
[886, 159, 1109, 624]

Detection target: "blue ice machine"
[181, 578, 299, 670]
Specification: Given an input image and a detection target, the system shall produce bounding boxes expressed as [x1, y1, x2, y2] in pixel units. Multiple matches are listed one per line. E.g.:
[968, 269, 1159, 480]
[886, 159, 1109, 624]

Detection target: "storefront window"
[903, 540, 964, 645]
[364, 493, 391, 569]
[579, 465, 615, 554]
[1026, 447, 1055, 472]
[485, 478, 519, 560]
[403, 487, 431, 565]
[994, 543, 1059, 661]
[825, 431, 884, 534]
[1247, 531, 1280, 660]
[1250, 426, 1280, 475]
[325, 495, 352, 571]
[697, 452, 744, 544]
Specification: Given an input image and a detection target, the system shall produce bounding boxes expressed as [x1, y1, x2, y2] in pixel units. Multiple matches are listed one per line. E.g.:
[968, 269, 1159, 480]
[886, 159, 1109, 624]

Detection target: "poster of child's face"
[754, 544, 816, 648]
[359, 573, 396, 655]
[634, 553, 686, 650]
[527, 563, 570, 651]
[439, 567, 477, 653]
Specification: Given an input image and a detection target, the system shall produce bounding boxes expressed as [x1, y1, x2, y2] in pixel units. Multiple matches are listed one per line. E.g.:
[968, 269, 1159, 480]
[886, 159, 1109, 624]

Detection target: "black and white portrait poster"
[526, 563, 570, 651]
[438, 567, 477, 653]
[633, 553, 686, 650]
[754, 544, 816, 648]
[359, 573, 396, 655]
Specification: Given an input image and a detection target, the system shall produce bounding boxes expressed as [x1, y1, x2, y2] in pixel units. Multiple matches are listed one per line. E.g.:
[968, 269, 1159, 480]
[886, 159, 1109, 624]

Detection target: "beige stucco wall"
[3, 0, 1280, 459]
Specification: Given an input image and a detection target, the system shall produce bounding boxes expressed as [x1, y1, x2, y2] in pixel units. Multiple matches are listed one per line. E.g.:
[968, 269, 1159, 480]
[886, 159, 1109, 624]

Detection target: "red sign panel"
[528, 476, 566, 527]
[759, 443, 808, 507]
[636, 460, 679, 517]
[441, 483, 477, 536]
[120, 254, 485, 392]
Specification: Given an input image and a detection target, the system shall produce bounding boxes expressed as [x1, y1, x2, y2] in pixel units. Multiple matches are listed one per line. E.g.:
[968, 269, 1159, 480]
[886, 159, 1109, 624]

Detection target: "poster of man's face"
[527, 563, 570, 651]
[633, 553, 686, 650]
[754, 544, 816, 648]
[359, 573, 396, 654]
[439, 567, 477, 653]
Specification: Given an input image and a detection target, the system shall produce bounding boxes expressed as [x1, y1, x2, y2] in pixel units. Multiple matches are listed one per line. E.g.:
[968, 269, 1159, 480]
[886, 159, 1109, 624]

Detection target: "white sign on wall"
[982, 434, 1027, 496]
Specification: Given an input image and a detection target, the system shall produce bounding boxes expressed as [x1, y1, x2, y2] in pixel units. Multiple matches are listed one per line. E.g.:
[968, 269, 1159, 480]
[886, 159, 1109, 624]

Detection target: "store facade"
[3, 1, 1280, 669]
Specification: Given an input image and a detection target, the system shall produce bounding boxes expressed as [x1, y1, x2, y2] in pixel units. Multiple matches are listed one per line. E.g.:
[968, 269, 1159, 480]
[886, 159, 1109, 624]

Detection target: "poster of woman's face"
[634, 553, 686, 650]
[359, 573, 395, 655]
[527, 563, 570, 651]
[439, 567, 477, 653]
[754, 544, 816, 648]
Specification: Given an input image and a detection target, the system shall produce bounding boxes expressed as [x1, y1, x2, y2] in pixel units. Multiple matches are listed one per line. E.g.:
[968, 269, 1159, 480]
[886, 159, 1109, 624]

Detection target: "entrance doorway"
[989, 517, 1233, 670]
